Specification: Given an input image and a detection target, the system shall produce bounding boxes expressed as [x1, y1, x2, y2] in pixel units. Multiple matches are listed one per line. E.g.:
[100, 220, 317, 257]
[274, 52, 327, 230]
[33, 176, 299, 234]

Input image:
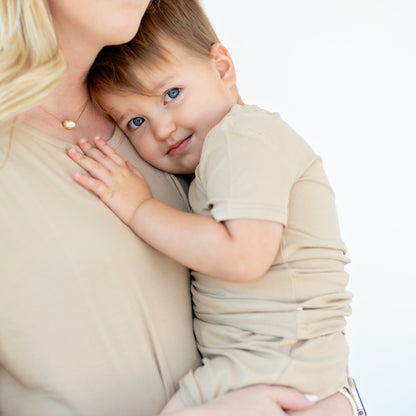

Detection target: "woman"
[0, 1, 353, 415]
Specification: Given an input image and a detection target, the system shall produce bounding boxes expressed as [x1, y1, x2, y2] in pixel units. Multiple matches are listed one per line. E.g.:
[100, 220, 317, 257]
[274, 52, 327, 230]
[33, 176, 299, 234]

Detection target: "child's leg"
[179, 328, 349, 405]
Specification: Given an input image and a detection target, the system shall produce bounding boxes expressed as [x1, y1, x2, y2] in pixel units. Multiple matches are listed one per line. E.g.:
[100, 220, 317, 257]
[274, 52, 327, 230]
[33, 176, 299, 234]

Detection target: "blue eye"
[164, 88, 181, 103]
[128, 117, 145, 130]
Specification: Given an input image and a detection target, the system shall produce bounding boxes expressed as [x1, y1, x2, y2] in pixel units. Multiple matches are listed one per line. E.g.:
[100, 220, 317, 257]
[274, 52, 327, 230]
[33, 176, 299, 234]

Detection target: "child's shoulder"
[207, 104, 281, 140]
[209, 104, 312, 153]
[222, 103, 281, 127]
[201, 104, 319, 176]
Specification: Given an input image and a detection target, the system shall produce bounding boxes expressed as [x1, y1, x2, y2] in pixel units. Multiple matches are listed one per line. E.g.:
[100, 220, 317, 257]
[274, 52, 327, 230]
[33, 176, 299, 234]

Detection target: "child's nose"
[154, 113, 176, 141]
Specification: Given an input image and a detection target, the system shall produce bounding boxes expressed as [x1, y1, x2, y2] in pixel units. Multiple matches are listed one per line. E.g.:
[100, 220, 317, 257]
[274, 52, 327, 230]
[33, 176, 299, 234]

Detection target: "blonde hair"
[89, 0, 219, 100]
[0, 0, 66, 123]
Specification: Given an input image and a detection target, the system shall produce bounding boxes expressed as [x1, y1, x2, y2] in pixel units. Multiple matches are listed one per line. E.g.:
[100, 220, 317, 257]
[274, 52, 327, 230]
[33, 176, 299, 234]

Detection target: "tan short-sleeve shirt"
[0, 121, 200, 416]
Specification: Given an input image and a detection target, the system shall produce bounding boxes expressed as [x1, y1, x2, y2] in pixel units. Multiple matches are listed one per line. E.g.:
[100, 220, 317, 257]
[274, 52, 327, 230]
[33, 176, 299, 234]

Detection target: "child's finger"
[126, 161, 145, 179]
[93, 136, 126, 166]
[68, 147, 113, 184]
[73, 172, 111, 201]
[77, 138, 120, 173]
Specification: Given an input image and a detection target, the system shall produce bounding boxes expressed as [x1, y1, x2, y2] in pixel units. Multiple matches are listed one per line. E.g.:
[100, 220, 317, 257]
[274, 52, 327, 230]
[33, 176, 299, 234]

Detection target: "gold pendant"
[62, 120, 76, 130]
[40, 98, 88, 131]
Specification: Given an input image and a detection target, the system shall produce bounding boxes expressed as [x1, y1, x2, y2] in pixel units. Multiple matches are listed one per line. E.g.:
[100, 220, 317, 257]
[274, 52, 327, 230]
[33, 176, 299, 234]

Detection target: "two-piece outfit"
[179, 104, 353, 405]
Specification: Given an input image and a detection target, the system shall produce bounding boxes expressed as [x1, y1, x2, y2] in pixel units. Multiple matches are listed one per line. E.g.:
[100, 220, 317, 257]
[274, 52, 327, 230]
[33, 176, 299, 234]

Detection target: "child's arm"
[68, 137, 283, 282]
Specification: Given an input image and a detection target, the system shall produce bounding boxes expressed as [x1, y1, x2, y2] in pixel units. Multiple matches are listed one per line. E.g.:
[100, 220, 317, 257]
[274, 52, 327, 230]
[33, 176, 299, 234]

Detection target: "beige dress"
[0, 121, 200, 416]
[179, 105, 352, 405]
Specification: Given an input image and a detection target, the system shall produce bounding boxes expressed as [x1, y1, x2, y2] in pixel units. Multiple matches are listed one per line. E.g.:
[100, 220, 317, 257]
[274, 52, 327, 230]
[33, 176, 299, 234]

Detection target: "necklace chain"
[40, 98, 89, 130]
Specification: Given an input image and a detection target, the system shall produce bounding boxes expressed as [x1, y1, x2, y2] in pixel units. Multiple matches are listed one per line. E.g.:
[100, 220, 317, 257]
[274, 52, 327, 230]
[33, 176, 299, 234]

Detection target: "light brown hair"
[88, 0, 220, 103]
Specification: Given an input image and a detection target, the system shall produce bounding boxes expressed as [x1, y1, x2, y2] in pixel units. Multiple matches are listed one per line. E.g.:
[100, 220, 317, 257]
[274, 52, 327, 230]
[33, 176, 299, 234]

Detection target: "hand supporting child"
[68, 136, 152, 226]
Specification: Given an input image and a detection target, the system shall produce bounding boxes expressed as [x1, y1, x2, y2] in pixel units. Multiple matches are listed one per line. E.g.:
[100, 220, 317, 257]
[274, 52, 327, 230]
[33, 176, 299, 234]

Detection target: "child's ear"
[210, 43, 236, 87]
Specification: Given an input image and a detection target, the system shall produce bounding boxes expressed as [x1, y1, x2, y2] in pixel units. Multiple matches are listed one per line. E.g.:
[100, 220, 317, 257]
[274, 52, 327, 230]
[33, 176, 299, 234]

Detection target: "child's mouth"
[167, 135, 192, 157]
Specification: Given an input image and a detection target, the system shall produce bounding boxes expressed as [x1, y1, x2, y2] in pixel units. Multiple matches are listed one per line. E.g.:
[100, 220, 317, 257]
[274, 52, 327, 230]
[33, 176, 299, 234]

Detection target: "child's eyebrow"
[148, 75, 177, 95]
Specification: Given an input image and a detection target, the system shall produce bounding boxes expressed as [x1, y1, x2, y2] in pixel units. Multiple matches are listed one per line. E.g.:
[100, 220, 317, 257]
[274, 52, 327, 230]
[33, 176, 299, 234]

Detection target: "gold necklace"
[40, 98, 89, 130]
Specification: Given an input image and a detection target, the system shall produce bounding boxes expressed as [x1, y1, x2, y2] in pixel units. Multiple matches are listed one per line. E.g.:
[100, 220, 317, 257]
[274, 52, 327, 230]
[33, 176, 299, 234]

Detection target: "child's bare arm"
[69, 137, 283, 282]
[132, 198, 282, 281]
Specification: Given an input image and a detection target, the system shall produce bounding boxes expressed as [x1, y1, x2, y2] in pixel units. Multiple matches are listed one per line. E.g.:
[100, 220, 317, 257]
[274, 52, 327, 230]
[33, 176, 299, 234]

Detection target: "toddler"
[69, 0, 353, 411]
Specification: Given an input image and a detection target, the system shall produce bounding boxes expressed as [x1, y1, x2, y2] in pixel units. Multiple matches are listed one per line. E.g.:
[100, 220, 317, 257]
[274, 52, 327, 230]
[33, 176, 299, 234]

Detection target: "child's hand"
[68, 136, 153, 225]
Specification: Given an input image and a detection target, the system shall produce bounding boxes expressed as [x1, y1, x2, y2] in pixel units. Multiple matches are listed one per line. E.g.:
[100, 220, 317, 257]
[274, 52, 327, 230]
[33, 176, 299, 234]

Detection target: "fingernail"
[304, 394, 318, 402]
[79, 138, 87, 145]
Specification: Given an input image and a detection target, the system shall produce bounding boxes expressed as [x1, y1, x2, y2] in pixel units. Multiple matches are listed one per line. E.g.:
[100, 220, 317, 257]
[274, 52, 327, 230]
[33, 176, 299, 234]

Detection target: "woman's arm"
[68, 137, 283, 282]
[159, 385, 353, 416]
[160, 385, 317, 416]
[288, 392, 353, 416]
[159, 386, 352, 416]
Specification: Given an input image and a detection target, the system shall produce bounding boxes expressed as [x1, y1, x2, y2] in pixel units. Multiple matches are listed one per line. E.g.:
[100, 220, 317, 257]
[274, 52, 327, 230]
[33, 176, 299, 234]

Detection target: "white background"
[202, 1, 416, 414]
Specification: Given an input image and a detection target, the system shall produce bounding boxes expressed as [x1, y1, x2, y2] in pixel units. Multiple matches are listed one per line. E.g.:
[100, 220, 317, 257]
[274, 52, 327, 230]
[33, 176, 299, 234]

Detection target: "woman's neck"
[17, 57, 115, 145]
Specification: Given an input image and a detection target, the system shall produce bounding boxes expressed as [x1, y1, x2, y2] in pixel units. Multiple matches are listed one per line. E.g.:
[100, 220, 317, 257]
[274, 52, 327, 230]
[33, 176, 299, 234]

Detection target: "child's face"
[98, 42, 237, 174]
